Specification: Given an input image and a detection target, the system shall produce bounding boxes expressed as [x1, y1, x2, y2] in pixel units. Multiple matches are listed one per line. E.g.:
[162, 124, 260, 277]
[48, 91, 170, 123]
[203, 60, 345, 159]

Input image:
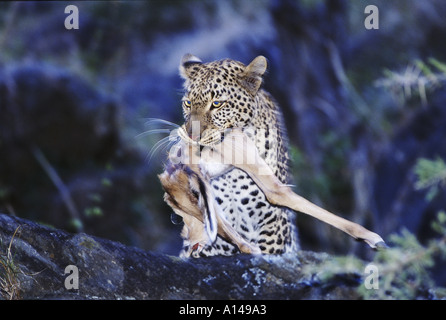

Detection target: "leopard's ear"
[179, 53, 203, 80]
[238, 56, 267, 95]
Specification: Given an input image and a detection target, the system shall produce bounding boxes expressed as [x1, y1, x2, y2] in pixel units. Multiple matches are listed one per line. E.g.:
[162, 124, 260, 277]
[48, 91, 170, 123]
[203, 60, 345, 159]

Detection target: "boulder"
[0, 213, 362, 300]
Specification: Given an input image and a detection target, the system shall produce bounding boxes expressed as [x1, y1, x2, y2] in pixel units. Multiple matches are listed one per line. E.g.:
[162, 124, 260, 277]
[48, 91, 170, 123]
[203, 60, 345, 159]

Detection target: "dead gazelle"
[159, 129, 386, 257]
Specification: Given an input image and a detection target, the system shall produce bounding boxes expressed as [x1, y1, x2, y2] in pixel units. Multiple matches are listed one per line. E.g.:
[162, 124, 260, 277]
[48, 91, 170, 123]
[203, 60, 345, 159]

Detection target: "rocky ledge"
[0, 213, 363, 300]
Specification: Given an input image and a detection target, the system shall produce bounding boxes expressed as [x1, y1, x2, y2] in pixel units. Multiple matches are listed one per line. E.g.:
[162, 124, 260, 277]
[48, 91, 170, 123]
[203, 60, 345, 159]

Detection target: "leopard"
[167, 54, 299, 257]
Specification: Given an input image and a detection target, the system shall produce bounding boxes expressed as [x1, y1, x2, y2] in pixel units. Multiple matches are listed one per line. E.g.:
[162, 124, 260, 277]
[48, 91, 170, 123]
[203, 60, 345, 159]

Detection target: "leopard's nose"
[187, 128, 200, 141]
[186, 120, 202, 141]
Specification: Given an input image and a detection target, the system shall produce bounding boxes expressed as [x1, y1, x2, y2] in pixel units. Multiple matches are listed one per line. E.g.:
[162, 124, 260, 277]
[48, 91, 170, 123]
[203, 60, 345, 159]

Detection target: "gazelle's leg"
[207, 130, 386, 249]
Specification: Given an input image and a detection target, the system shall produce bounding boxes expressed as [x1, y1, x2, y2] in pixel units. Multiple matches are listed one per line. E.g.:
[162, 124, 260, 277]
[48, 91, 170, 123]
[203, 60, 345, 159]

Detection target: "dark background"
[1, 0, 445, 281]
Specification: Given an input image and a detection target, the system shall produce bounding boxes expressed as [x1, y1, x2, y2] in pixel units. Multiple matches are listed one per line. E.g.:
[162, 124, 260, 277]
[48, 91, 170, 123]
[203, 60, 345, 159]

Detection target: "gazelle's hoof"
[373, 241, 388, 250]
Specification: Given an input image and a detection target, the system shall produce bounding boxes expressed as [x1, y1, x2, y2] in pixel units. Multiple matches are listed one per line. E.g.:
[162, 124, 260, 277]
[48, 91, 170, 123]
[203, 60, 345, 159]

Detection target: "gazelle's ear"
[185, 168, 218, 244]
[198, 178, 218, 243]
[238, 56, 267, 95]
[179, 53, 203, 80]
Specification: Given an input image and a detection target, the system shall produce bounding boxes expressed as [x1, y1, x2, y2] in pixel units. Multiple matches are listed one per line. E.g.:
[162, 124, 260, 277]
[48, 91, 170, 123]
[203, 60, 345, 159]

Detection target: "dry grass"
[0, 226, 23, 300]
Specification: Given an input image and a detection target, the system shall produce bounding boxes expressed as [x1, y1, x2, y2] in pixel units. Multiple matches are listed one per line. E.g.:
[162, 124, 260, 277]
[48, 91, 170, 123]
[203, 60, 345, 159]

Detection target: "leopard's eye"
[183, 100, 192, 108]
[211, 100, 225, 109]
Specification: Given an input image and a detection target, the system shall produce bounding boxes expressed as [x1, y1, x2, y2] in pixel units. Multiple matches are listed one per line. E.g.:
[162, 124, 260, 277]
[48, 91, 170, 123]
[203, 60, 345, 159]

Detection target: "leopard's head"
[178, 54, 267, 147]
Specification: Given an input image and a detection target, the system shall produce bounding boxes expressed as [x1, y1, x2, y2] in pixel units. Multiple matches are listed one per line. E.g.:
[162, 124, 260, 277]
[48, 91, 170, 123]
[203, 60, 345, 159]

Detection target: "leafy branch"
[414, 157, 446, 201]
[375, 58, 446, 106]
[307, 156, 446, 300]
[308, 211, 446, 300]
[359, 218, 446, 300]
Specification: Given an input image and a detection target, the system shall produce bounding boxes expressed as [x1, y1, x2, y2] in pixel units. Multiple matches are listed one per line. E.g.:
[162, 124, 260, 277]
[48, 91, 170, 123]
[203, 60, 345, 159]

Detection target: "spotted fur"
[177, 54, 299, 257]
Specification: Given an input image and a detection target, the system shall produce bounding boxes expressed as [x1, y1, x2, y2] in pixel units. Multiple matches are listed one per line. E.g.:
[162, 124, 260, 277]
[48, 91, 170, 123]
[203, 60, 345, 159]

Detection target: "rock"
[0, 213, 362, 300]
[0, 64, 119, 164]
[0, 64, 171, 252]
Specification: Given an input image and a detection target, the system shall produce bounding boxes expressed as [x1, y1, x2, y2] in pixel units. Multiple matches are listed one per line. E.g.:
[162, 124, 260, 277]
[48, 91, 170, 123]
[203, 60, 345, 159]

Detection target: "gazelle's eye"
[183, 100, 192, 108]
[211, 100, 225, 109]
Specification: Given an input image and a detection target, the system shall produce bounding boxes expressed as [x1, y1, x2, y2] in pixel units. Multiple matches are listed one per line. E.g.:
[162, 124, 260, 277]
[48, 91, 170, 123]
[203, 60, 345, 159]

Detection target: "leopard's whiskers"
[137, 118, 181, 165]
